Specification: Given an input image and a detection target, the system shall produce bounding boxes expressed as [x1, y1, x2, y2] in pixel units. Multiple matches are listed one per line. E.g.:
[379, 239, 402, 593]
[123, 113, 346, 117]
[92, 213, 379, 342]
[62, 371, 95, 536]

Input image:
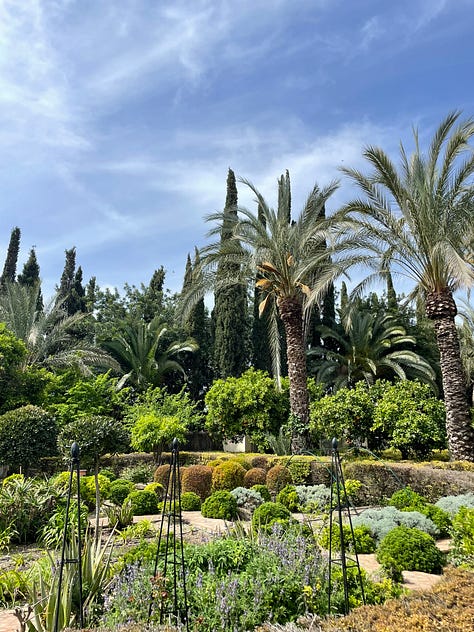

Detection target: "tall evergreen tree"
[73, 266, 87, 313]
[85, 276, 97, 313]
[386, 271, 398, 312]
[0, 227, 21, 289]
[212, 168, 250, 378]
[143, 267, 165, 323]
[18, 247, 43, 311]
[57, 247, 76, 314]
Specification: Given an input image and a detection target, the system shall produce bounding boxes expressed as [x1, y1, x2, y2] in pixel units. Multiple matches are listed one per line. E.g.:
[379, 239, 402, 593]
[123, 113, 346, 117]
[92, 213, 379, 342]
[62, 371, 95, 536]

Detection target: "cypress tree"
[57, 247, 85, 315]
[213, 168, 250, 378]
[73, 266, 87, 313]
[18, 247, 43, 311]
[85, 276, 97, 313]
[0, 227, 21, 289]
[386, 270, 398, 312]
[143, 267, 165, 323]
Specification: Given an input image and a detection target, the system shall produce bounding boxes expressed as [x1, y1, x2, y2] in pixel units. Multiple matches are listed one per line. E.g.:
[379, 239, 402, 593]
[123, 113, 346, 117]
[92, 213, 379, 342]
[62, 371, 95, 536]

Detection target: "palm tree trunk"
[426, 290, 474, 461]
[277, 296, 309, 454]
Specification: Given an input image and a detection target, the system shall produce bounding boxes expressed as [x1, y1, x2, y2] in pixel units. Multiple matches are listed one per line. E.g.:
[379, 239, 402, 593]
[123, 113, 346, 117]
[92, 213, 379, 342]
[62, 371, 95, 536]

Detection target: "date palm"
[340, 111, 474, 460]
[188, 174, 349, 453]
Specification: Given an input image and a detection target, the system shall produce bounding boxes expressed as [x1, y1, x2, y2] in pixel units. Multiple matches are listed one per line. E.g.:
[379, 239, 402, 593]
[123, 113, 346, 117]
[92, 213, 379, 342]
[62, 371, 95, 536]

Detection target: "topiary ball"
[125, 490, 159, 516]
[144, 482, 164, 499]
[388, 486, 428, 510]
[153, 464, 171, 487]
[201, 491, 238, 520]
[276, 484, 300, 512]
[211, 460, 246, 492]
[181, 465, 213, 500]
[376, 525, 445, 574]
[251, 501, 291, 531]
[180, 491, 202, 511]
[266, 464, 292, 494]
[244, 467, 267, 488]
[251, 484, 271, 502]
[109, 479, 136, 506]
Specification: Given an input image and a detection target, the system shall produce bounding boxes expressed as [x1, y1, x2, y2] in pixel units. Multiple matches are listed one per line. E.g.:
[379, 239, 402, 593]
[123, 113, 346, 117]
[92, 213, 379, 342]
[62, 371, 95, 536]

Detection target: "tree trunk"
[277, 296, 309, 454]
[426, 290, 474, 461]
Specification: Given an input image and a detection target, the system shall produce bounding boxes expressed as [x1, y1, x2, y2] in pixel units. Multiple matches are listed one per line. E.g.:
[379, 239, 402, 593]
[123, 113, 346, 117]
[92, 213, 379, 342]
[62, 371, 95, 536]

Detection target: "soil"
[0, 514, 452, 632]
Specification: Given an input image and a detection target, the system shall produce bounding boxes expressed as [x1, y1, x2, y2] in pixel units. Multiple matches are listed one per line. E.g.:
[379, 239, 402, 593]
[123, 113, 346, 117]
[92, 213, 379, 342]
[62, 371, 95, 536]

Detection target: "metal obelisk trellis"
[148, 438, 189, 630]
[54, 441, 84, 632]
[327, 437, 365, 615]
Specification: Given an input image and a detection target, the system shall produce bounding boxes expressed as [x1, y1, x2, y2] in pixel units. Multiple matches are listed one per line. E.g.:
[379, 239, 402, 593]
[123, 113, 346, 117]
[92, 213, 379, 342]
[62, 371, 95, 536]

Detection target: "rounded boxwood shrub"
[376, 526, 445, 573]
[250, 455, 269, 470]
[144, 482, 164, 499]
[109, 479, 135, 506]
[181, 465, 213, 500]
[251, 501, 291, 531]
[153, 464, 171, 487]
[180, 491, 201, 511]
[251, 484, 271, 502]
[388, 486, 428, 510]
[320, 524, 376, 554]
[211, 461, 246, 492]
[266, 464, 292, 494]
[276, 484, 300, 512]
[201, 491, 237, 520]
[81, 474, 111, 509]
[125, 490, 159, 516]
[243, 467, 267, 488]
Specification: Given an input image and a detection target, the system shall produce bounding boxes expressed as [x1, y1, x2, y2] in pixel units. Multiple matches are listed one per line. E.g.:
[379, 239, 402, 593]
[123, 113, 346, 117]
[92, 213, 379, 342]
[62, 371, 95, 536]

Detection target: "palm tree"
[187, 174, 345, 453]
[340, 111, 474, 461]
[0, 282, 117, 374]
[309, 305, 437, 391]
[102, 316, 198, 390]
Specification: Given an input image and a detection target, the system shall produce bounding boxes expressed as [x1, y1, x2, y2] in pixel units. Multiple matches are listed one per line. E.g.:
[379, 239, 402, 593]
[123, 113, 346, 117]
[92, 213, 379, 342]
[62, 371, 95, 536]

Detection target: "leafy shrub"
[251, 484, 271, 502]
[287, 459, 311, 485]
[250, 455, 269, 470]
[0, 405, 58, 473]
[243, 467, 267, 487]
[388, 486, 428, 510]
[352, 506, 439, 542]
[186, 535, 258, 574]
[109, 479, 136, 506]
[251, 501, 291, 531]
[39, 499, 89, 549]
[319, 524, 376, 554]
[121, 462, 154, 484]
[296, 484, 331, 513]
[104, 499, 134, 529]
[448, 507, 474, 568]
[230, 487, 264, 512]
[435, 492, 474, 516]
[211, 460, 246, 492]
[402, 503, 452, 537]
[180, 491, 201, 511]
[125, 490, 159, 516]
[99, 468, 117, 482]
[201, 491, 237, 520]
[376, 526, 445, 573]
[80, 474, 111, 508]
[117, 519, 155, 542]
[130, 413, 187, 462]
[276, 485, 299, 512]
[153, 464, 171, 487]
[181, 465, 213, 500]
[266, 464, 292, 494]
[143, 482, 164, 499]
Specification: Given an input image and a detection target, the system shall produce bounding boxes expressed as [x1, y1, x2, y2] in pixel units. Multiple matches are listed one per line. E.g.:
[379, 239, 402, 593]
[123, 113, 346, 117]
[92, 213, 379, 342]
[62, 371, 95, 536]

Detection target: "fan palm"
[102, 316, 198, 389]
[0, 282, 117, 374]
[340, 111, 474, 460]
[309, 307, 437, 391]
[187, 174, 351, 453]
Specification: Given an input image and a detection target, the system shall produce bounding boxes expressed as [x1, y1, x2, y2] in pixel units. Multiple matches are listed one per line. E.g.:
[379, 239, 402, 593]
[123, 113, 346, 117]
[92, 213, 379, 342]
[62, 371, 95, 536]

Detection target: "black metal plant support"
[148, 438, 189, 630]
[327, 437, 365, 615]
[54, 441, 84, 632]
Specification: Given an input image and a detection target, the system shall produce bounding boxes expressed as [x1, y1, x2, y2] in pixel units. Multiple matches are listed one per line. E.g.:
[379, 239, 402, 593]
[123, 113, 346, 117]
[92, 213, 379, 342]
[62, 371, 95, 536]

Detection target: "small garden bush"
[230, 487, 264, 513]
[352, 506, 439, 542]
[108, 479, 136, 506]
[124, 490, 159, 516]
[121, 463, 154, 484]
[181, 465, 213, 500]
[211, 460, 246, 492]
[376, 525, 445, 573]
[243, 467, 267, 487]
[266, 464, 292, 494]
[388, 486, 428, 510]
[319, 524, 376, 554]
[81, 474, 111, 509]
[251, 484, 271, 502]
[180, 491, 201, 511]
[296, 484, 331, 513]
[402, 503, 452, 537]
[153, 464, 171, 487]
[448, 506, 474, 568]
[276, 484, 299, 512]
[250, 455, 269, 470]
[435, 492, 474, 516]
[201, 491, 238, 520]
[143, 482, 164, 499]
[251, 501, 291, 531]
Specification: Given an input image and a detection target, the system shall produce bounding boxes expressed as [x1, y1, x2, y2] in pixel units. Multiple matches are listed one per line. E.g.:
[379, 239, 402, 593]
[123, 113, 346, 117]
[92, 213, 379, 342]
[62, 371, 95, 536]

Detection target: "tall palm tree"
[309, 306, 437, 391]
[187, 174, 345, 453]
[102, 316, 198, 390]
[340, 111, 474, 461]
[0, 282, 117, 374]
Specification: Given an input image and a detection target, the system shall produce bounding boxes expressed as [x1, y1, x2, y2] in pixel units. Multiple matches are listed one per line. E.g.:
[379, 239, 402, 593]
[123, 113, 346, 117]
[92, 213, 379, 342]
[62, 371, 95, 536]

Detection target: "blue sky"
[0, 0, 473, 300]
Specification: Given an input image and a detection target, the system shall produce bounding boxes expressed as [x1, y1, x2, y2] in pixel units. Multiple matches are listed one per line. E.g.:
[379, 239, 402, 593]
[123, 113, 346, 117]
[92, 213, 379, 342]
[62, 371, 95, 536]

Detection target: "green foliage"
[229, 486, 264, 512]
[181, 465, 213, 500]
[388, 486, 428, 510]
[122, 462, 154, 484]
[211, 460, 246, 491]
[143, 482, 164, 498]
[376, 526, 445, 573]
[251, 501, 291, 531]
[39, 500, 89, 549]
[276, 484, 299, 512]
[353, 506, 439, 542]
[0, 405, 58, 473]
[58, 415, 129, 470]
[435, 492, 474, 516]
[117, 519, 155, 542]
[296, 484, 331, 513]
[201, 490, 238, 520]
[319, 524, 376, 554]
[449, 507, 474, 568]
[80, 474, 112, 508]
[204, 368, 289, 446]
[372, 381, 447, 458]
[180, 491, 201, 511]
[125, 490, 159, 516]
[403, 504, 452, 537]
[251, 484, 271, 502]
[104, 499, 134, 529]
[266, 463, 292, 494]
[130, 413, 186, 461]
[287, 459, 311, 484]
